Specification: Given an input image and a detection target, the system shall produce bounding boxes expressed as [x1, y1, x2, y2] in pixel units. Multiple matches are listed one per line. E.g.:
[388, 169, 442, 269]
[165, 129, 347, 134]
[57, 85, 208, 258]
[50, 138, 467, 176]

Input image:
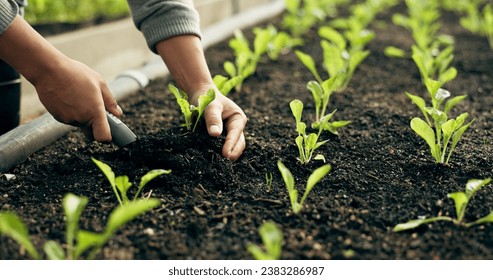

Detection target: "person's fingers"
[222, 112, 247, 161]
[100, 81, 123, 117]
[204, 102, 224, 137]
[90, 108, 112, 143]
[224, 132, 246, 162]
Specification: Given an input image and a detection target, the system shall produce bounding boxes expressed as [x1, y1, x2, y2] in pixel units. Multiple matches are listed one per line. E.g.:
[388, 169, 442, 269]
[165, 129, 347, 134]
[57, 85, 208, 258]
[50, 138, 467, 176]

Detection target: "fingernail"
[210, 125, 221, 135]
[117, 105, 123, 115]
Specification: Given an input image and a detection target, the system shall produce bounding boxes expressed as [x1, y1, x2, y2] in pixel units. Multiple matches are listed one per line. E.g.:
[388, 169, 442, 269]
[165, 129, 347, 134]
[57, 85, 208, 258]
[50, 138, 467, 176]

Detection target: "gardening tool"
[106, 111, 137, 147]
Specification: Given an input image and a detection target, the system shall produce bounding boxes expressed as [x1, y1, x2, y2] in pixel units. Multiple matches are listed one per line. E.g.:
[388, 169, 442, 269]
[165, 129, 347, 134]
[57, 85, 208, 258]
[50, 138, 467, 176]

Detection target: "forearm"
[156, 35, 214, 102]
[0, 15, 69, 86]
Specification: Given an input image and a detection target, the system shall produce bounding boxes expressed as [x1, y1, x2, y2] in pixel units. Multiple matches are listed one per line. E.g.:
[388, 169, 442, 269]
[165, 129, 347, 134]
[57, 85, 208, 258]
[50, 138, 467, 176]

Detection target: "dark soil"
[2, 3, 493, 260]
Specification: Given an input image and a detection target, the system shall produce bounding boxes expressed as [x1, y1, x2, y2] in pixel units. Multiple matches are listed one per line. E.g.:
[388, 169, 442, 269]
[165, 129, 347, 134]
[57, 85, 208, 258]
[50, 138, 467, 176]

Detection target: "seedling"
[265, 172, 273, 192]
[213, 74, 242, 96]
[168, 84, 216, 131]
[394, 178, 493, 232]
[92, 157, 170, 205]
[277, 161, 331, 214]
[460, 3, 493, 49]
[306, 79, 351, 134]
[247, 221, 283, 260]
[290, 99, 330, 165]
[406, 78, 474, 164]
[388, 0, 457, 84]
[0, 193, 160, 259]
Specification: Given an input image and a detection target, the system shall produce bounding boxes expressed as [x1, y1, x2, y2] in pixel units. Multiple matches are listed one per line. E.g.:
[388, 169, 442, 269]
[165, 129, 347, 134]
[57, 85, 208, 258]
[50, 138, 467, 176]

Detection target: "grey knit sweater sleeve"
[126, 0, 201, 53]
[0, 0, 18, 35]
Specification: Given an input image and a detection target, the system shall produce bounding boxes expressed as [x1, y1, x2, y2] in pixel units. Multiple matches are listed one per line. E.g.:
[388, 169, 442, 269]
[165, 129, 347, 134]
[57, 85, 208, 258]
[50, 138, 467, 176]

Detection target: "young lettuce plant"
[92, 157, 170, 206]
[294, 52, 351, 134]
[460, 3, 493, 49]
[290, 99, 330, 165]
[277, 161, 331, 214]
[388, 0, 457, 84]
[168, 84, 216, 131]
[406, 78, 474, 164]
[0, 193, 160, 259]
[247, 221, 283, 260]
[213, 74, 242, 96]
[394, 178, 493, 232]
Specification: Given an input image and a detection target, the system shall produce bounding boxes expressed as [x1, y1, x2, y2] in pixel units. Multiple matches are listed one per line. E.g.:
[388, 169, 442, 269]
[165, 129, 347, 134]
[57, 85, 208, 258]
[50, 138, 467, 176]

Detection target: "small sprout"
[0, 212, 40, 260]
[168, 84, 216, 131]
[0, 193, 160, 259]
[394, 178, 493, 232]
[277, 160, 331, 214]
[213, 74, 242, 96]
[407, 78, 474, 165]
[265, 172, 273, 192]
[247, 221, 283, 260]
[290, 99, 329, 164]
[92, 157, 170, 205]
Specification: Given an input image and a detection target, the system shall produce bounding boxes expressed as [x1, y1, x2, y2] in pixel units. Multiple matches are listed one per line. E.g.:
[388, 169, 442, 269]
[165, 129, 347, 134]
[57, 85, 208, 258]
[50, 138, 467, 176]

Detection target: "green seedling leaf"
[448, 192, 468, 222]
[0, 212, 40, 260]
[247, 221, 283, 260]
[410, 117, 436, 156]
[105, 198, 161, 236]
[394, 178, 492, 232]
[439, 66, 457, 84]
[277, 161, 300, 213]
[63, 193, 88, 259]
[300, 164, 331, 205]
[320, 40, 345, 79]
[393, 216, 451, 232]
[318, 26, 346, 49]
[223, 61, 237, 77]
[468, 211, 493, 227]
[92, 157, 121, 205]
[213, 74, 242, 96]
[446, 117, 475, 164]
[424, 78, 442, 99]
[193, 89, 216, 131]
[115, 176, 132, 204]
[134, 169, 171, 200]
[444, 95, 467, 114]
[384, 46, 408, 58]
[74, 230, 105, 259]
[290, 99, 304, 126]
[43, 240, 65, 260]
[295, 50, 323, 83]
[278, 160, 330, 214]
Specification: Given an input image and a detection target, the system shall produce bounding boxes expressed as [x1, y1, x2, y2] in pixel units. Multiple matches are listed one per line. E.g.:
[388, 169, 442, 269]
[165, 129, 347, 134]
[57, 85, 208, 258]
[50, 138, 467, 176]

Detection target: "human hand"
[33, 58, 122, 143]
[189, 88, 247, 161]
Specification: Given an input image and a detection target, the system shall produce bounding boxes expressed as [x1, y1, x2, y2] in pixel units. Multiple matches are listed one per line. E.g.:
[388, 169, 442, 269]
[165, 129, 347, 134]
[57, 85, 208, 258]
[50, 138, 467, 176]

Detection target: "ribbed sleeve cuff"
[0, 0, 18, 35]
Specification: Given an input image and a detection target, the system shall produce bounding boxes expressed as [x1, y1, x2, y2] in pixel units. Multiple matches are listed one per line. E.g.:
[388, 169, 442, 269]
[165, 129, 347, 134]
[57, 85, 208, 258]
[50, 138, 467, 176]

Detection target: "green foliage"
[388, 0, 457, 84]
[213, 74, 242, 96]
[247, 221, 283, 260]
[290, 99, 330, 164]
[0, 212, 40, 259]
[394, 178, 493, 232]
[0, 193, 160, 259]
[460, 3, 493, 49]
[277, 161, 331, 214]
[406, 78, 474, 164]
[25, 0, 129, 24]
[92, 157, 170, 205]
[168, 84, 216, 131]
[293, 52, 351, 134]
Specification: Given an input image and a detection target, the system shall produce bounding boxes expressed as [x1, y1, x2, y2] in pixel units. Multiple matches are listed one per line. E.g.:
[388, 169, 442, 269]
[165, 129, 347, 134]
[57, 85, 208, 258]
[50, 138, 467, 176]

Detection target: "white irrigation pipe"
[0, 0, 285, 173]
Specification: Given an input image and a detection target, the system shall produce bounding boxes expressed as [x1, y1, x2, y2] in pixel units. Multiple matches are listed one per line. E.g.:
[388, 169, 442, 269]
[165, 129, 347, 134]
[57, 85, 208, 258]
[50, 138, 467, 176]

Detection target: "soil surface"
[2, 3, 493, 260]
